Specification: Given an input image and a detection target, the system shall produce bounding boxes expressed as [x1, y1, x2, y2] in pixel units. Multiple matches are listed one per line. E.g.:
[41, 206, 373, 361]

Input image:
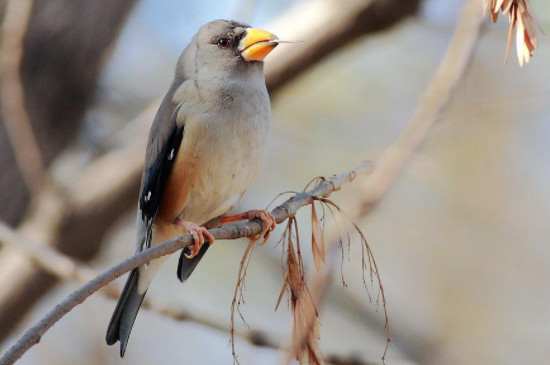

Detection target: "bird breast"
[157, 79, 271, 228]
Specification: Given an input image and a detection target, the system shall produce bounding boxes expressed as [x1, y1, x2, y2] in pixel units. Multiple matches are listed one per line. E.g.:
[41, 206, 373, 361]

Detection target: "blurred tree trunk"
[0, 0, 137, 225]
[0, 0, 137, 339]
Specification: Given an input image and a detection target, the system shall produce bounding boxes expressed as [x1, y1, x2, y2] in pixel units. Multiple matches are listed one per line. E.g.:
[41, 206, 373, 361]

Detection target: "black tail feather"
[177, 243, 210, 281]
[106, 268, 146, 357]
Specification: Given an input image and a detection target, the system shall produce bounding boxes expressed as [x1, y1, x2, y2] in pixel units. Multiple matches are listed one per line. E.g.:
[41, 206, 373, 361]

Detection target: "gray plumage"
[106, 19, 276, 356]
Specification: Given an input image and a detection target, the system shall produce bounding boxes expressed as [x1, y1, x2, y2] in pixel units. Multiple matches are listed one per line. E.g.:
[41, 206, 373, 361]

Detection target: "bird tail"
[177, 242, 210, 281]
[106, 268, 146, 357]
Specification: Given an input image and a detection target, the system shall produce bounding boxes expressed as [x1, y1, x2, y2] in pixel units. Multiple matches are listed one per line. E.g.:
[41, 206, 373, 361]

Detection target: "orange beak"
[238, 28, 279, 62]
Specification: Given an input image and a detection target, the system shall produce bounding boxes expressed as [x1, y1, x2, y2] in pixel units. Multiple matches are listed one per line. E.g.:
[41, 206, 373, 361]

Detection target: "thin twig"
[230, 239, 256, 364]
[0, 162, 373, 365]
[0, 0, 46, 196]
[0, 221, 95, 284]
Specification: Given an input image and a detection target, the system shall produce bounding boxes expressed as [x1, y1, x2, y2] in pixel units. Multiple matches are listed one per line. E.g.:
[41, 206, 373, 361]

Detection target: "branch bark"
[0, 162, 372, 365]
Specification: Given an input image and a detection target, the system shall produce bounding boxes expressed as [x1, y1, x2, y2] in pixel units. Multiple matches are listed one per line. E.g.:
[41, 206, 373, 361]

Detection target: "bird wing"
[137, 79, 185, 251]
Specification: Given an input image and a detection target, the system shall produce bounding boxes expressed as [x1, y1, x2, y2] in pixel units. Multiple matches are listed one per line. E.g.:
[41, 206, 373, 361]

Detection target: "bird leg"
[174, 219, 216, 259]
[219, 209, 276, 245]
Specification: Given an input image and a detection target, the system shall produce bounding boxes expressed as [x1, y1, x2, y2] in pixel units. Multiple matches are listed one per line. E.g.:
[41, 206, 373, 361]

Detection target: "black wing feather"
[177, 241, 210, 281]
[139, 120, 184, 248]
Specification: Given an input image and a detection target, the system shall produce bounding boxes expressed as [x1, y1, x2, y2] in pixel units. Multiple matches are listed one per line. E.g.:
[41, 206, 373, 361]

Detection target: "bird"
[106, 19, 280, 357]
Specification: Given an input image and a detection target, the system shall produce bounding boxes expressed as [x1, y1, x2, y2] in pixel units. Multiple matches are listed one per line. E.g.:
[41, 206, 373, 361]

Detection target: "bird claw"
[220, 209, 276, 245]
[249, 228, 271, 246]
[175, 220, 215, 259]
[248, 210, 276, 245]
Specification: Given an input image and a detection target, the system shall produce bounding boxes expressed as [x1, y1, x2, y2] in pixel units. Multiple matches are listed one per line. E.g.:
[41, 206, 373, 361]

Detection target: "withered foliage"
[318, 197, 391, 362]
[311, 203, 326, 270]
[230, 239, 256, 363]
[276, 217, 323, 364]
[484, 0, 539, 66]
[230, 181, 389, 364]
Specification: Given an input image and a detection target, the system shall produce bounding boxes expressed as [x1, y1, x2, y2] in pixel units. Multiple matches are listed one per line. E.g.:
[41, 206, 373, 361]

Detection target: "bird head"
[179, 20, 279, 77]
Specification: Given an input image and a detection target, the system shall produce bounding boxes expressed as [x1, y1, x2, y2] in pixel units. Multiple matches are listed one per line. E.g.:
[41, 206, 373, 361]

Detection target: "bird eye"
[217, 38, 230, 48]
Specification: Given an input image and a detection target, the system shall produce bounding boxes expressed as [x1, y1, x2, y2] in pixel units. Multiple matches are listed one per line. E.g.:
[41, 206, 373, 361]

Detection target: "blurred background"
[0, 0, 549, 364]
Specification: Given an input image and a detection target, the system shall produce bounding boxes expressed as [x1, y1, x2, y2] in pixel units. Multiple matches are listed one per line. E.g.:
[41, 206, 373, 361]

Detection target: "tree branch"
[0, 162, 372, 365]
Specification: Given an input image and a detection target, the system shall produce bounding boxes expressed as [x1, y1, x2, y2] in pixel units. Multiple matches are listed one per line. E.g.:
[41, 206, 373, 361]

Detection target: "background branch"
[0, 138, 143, 342]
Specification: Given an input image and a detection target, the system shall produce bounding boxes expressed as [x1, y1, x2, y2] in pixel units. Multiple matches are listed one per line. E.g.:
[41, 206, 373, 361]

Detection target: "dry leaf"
[275, 274, 288, 311]
[484, 0, 539, 66]
[280, 218, 323, 364]
[287, 243, 322, 364]
[311, 202, 326, 270]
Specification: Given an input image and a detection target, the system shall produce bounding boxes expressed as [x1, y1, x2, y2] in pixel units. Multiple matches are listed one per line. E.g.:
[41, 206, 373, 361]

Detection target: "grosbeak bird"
[106, 19, 278, 357]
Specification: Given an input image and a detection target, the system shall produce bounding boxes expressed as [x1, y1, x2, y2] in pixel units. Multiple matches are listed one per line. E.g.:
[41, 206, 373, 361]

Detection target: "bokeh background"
[1, 0, 549, 364]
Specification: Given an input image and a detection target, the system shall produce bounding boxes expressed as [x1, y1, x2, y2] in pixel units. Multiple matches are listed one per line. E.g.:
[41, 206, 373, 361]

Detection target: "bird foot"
[175, 219, 215, 259]
[220, 209, 276, 245]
